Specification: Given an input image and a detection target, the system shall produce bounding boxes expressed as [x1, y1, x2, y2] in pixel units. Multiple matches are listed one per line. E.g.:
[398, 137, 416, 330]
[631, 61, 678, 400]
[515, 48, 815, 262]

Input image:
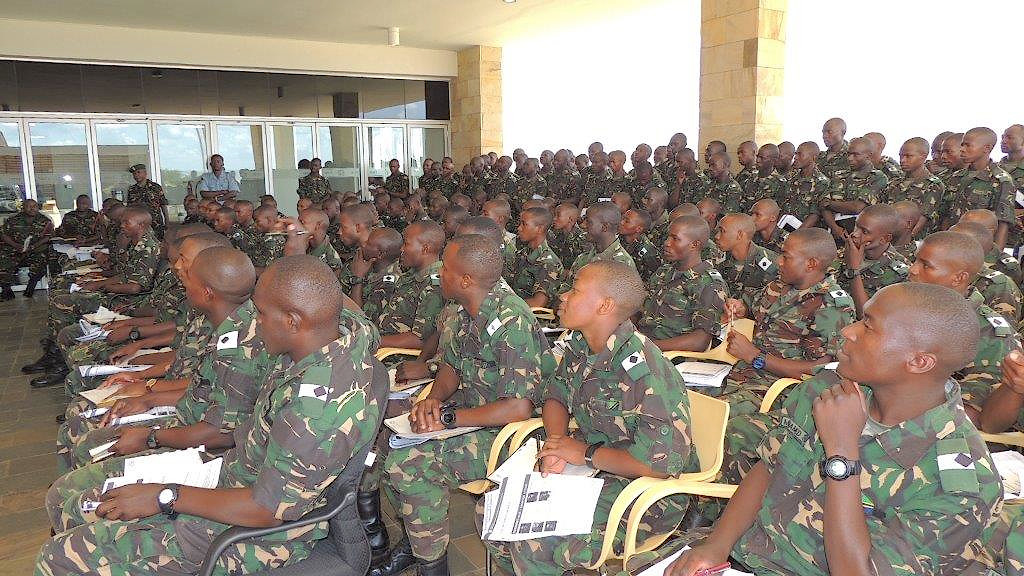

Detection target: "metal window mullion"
[85, 119, 103, 208]
[17, 117, 35, 201]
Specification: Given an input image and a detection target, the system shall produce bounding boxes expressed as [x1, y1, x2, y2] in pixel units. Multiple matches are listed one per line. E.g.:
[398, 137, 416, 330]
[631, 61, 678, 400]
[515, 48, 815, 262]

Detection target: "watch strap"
[158, 483, 180, 519]
[584, 442, 605, 467]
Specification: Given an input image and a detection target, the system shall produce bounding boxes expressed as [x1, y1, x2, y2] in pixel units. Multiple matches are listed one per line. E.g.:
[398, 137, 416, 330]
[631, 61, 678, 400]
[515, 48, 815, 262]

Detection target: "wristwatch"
[842, 267, 861, 280]
[157, 483, 180, 519]
[439, 404, 459, 429]
[146, 426, 160, 450]
[129, 327, 141, 342]
[350, 277, 365, 285]
[426, 360, 440, 375]
[820, 455, 861, 481]
[751, 353, 767, 371]
[585, 442, 605, 467]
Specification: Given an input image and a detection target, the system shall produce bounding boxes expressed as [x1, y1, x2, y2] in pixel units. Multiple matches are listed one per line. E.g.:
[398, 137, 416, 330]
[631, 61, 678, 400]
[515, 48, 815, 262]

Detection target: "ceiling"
[0, 0, 675, 51]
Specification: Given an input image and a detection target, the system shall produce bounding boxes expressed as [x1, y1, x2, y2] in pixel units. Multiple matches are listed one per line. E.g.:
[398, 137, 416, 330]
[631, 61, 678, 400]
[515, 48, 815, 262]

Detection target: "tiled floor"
[0, 293, 495, 576]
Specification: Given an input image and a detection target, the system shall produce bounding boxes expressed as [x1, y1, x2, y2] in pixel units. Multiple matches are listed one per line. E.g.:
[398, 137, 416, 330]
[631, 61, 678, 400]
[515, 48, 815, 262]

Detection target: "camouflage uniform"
[418, 172, 439, 193]
[718, 244, 779, 304]
[485, 171, 518, 201]
[637, 262, 727, 341]
[621, 234, 663, 282]
[377, 260, 444, 339]
[998, 156, 1024, 251]
[126, 179, 167, 236]
[513, 174, 547, 210]
[37, 326, 381, 576]
[568, 238, 638, 282]
[360, 260, 403, 324]
[250, 231, 286, 269]
[607, 172, 629, 199]
[547, 226, 590, 270]
[882, 171, 946, 233]
[0, 211, 52, 287]
[741, 171, 790, 211]
[946, 162, 1016, 229]
[702, 239, 726, 266]
[972, 267, 1023, 322]
[547, 167, 581, 203]
[385, 283, 548, 561]
[988, 247, 1023, 287]
[481, 321, 699, 576]
[816, 140, 850, 178]
[510, 241, 564, 305]
[1001, 504, 1024, 576]
[734, 166, 756, 192]
[655, 159, 676, 186]
[307, 239, 346, 287]
[957, 289, 1021, 412]
[297, 173, 332, 203]
[673, 171, 713, 206]
[725, 276, 855, 415]
[648, 211, 672, 253]
[835, 245, 911, 299]
[579, 166, 613, 206]
[784, 168, 831, 222]
[827, 167, 888, 206]
[752, 227, 786, 254]
[710, 177, 745, 213]
[625, 171, 665, 208]
[876, 155, 904, 182]
[222, 224, 251, 254]
[56, 209, 100, 239]
[438, 174, 460, 198]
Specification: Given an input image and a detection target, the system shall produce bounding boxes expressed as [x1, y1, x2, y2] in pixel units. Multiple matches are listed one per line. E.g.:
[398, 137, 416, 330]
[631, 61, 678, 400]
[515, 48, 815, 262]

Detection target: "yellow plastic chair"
[980, 431, 1024, 448]
[459, 419, 534, 494]
[531, 307, 558, 323]
[662, 318, 755, 365]
[375, 347, 422, 362]
[585, 390, 731, 570]
[758, 378, 802, 414]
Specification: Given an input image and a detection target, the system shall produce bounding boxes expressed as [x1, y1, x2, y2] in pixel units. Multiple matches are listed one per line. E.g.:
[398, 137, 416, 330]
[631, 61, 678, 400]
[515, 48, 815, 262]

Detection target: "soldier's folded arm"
[654, 327, 713, 353]
[169, 486, 283, 528]
[153, 421, 234, 451]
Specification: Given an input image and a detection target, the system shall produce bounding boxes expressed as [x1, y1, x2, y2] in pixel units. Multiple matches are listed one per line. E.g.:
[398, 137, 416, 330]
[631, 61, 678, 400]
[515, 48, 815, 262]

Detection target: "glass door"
[317, 124, 361, 199]
[364, 125, 406, 198]
[214, 123, 267, 203]
[154, 122, 208, 208]
[0, 122, 27, 214]
[269, 123, 315, 215]
[408, 125, 448, 189]
[93, 122, 151, 203]
[27, 121, 93, 213]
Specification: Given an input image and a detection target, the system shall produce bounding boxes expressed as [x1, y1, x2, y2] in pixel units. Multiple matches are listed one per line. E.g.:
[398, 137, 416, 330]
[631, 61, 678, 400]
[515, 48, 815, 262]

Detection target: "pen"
[694, 562, 731, 576]
[265, 230, 309, 236]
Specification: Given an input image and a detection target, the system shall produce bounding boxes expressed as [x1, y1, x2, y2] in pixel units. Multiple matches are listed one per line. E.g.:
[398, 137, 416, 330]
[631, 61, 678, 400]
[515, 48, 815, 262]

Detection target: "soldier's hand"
[100, 396, 151, 427]
[108, 342, 142, 365]
[97, 483, 162, 521]
[395, 360, 430, 382]
[107, 325, 133, 344]
[104, 319, 132, 331]
[537, 435, 586, 467]
[410, 398, 443, 433]
[98, 373, 141, 389]
[726, 331, 759, 364]
[664, 543, 731, 576]
[724, 298, 746, 321]
[843, 232, 864, 270]
[812, 379, 868, 456]
[538, 436, 568, 476]
[1001, 350, 1024, 396]
[111, 427, 149, 456]
[350, 247, 374, 279]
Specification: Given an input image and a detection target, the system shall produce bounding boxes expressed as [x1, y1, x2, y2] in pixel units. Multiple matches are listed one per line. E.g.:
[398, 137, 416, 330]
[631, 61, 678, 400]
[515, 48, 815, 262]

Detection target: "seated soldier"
[567, 201, 637, 281]
[662, 283, 1003, 576]
[36, 255, 383, 576]
[891, 199, 924, 259]
[286, 209, 344, 279]
[641, 186, 672, 248]
[952, 220, 1023, 322]
[908, 231, 1020, 422]
[249, 204, 286, 274]
[55, 194, 100, 242]
[210, 206, 246, 251]
[670, 148, 712, 208]
[548, 202, 590, 268]
[750, 198, 786, 254]
[721, 228, 855, 415]
[181, 197, 201, 224]
[782, 141, 829, 229]
[882, 136, 945, 235]
[45, 246, 270, 534]
[375, 234, 549, 576]
[673, 203, 725, 264]
[740, 144, 789, 212]
[836, 203, 911, 318]
[714, 213, 780, 303]
[960, 208, 1023, 286]
[707, 152, 744, 213]
[696, 197, 723, 230]
[481, 260, 698, 576]
[481, 198, 517, 249]
[441, 204, 469, 240]
[296, 196, 314, 213]
[637, 215, 727, 352]
[377, 220, 446, 350]
[611, 190, 633, 215]
[0, 198, 53, 300]
[821, 136, 888, 238]
[619, 208, 663, 280]
[510, 206, 564, 308]
[349, 227, 404, 324]
[332, 203, 376, 288]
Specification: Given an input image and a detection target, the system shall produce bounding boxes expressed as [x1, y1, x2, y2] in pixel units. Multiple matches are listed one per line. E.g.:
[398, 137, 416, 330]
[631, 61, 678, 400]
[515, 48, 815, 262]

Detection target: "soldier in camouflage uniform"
[784, 141, 830, 228]
[377, 220, 446, 350]
[641, 187, 672, 250]
[249, 205, 286, 272]
[625, 161, 665, 208]
[126, 164, 168, 237]
[287, 209, 345, 285]
[822, 137, 888, 238]
[836, 204, 911, 317]
[706, 152, 745, 212]
[948, 128, 1017, 251]
[36, 255, 384, 576]
[482, 260, 698, 576]
[740, 144, 789, 211]
[510, 206, 564, 308]
[637, 216, 727, 352]
[484, 155, 518, 201]
[817, 117, 851, 178]
[348, 227, 403, 324]
[513, 158, 547, 213]
[775, 140, 796, 178]
[377, 235, 548, 576]
[864, 131, 905, 183]
[734, 141, 757, 192]
[210, 206, 252, 254]
[936, 132, 969, 228]
[658, 283, 1002, 576]
[436, 157, 460, 199]
[546, 149, 581, 204]
[750, 199, 787, 254]
[548, 203, 590, 269]
[0, 198, 53, 299]
[568, 202, 637, 282]
[714, 213, 780, 303]
[998, 124, 1024, 252]
[722, 228, 855, 416]
[296, 157, 333, 203]
[882, 137, 946, 234]
[619, 208, 663, 281]
[952, 220, 1024, 322]
[606, 150, 630, 199]
[927, 130, 953, 178]
[579, 151, 613, 208]
[670, 148, 712, 207]
[55, 194, 100, 240]
[231, 199, 260, 259]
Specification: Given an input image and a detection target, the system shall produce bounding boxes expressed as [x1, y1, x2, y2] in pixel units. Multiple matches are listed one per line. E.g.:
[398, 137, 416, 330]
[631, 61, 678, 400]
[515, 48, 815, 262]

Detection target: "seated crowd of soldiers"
[5, 116, 1024, 576]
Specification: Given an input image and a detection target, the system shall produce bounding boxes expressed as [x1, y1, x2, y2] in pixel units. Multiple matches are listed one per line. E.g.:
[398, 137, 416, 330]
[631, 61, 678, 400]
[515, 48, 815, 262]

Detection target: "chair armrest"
[758, 378, 802, 414]
[980, 431, 1024, 448]
[509, 418, 546, 453]
[584, 476, 664, 570]
[375, 347, 422, 361]
[197, 490, 358, 576]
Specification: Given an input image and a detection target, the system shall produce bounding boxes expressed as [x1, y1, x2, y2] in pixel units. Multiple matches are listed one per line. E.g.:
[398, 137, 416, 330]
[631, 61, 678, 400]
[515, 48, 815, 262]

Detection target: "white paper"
[488, 439, 598, 484]
[388, 385, 424, 401]
[62, 265, 102, 276]
[481, 472, 604, 541]
[834, 213, 857, 221]
[83, 306, 131, 324]
[992, 451, 1024, 501]
[541, 327, 567, 334]
[89, 440, 118, 462]
[676, 362, 732, 388]
[108, 405, 177, 427]
[121, 446, 222, 488]
[69, 282, 83, 293]
[1016, 191, 1024, 209]
[385, 412, 481, 449]
[79, 364, 152, 378]
[635, 546, 753, 576]
[78, 386, 122, 406]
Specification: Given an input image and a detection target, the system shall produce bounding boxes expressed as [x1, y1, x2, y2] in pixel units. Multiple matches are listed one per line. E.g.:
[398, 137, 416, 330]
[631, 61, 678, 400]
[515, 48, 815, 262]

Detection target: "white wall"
[783, 0, 1024, 157]
[501, 0, 700, 165]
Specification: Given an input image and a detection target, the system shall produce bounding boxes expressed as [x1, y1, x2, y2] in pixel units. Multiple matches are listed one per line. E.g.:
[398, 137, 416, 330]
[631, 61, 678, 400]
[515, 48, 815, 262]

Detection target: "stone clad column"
[451, 45, 503, 165]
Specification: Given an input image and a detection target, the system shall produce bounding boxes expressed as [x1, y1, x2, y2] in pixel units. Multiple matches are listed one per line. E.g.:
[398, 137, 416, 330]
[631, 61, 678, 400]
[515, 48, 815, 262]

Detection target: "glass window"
[215, 124, 267, 202]
[156, 123, 207, 206]
[83, 66, 143, 114]
[95, 123, 150, 202]
[318, 125, 361, 197]
[28, 122, 92, 211]
[425, 81, 451, 120]
[16, 61, 84, 113]
[409, 127, 447, 189]
[0, 122, 26, 213]
[143, 68, 200, 115]
[270, 74, 319, 118]
[362, 78, 406, 119]
[270, 124, 315, 216]
[366, 126, 405, 194]
[0, 61, 17, 113]
[405, 80, 426, 120]
[217, 72, 271, 117]
[314, 76, 362, 119]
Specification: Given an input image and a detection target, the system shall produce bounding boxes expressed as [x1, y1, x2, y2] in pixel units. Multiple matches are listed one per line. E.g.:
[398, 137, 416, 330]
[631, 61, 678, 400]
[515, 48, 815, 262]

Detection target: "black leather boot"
[0, 286, 13, 301]
[358, 490, 391, 567]
[23, 274, 43, 297]
[417, 553, 449, 576]
[30, 366, 69, 388]
[21, 346, 60, 374]
[369, 538, 417, 576]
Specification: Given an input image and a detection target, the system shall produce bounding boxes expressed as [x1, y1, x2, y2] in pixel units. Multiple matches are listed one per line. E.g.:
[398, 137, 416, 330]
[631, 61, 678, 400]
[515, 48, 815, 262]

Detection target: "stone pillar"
[451, 45, 503, 166]
[698, 0, 787, 158]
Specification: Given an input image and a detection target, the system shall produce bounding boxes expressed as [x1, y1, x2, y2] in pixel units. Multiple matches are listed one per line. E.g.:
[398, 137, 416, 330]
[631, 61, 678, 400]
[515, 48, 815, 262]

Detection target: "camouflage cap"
[128, 163, 147, 173]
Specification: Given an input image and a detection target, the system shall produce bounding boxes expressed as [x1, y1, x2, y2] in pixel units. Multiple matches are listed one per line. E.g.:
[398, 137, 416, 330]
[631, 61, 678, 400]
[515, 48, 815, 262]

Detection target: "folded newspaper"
[80, 405, 177, 427]
[481, 472, 604, 541]
[74, 319, 109, 342]
[83, 306, 132, 324]
[992, 450, 1024, 502]
[384, 412, 481, 449]
[676, 361, 732, 388]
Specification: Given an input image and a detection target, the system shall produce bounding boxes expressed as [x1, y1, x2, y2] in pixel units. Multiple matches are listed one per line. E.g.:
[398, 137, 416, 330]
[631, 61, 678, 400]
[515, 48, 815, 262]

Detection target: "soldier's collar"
[966, 289, 986, 309]
[528, 241, 551, 260]
[413, 259, 442, 281]
[277, 336, 350, 382]
[867, 379, 966, 470]
[592, 320, 641, 366]
[599, 238, 625, 257]
[209, 299, 256, 342]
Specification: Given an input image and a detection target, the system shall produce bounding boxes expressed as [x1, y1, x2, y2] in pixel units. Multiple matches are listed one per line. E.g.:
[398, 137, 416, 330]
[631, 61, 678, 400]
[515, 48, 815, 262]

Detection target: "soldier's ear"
[596, 296, 614, 316]
[906, 351, 937, 375]
[952, 270, 970, 288]
[286, 310, 302, 333]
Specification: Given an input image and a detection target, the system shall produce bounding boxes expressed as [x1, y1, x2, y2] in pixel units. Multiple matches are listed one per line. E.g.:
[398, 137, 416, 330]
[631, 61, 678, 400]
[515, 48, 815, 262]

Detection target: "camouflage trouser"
[48, 290, 106, 340]
[0, 245, 47, 286]
[361, 397, 414, 492]
[61, 324, 118, 395]
[384, 429, 498, 561]
[56, 398, 177, 475]
[36, 512, 314, 576]
[476, 476, 689, 576]
[1004, 503, 1024, 576]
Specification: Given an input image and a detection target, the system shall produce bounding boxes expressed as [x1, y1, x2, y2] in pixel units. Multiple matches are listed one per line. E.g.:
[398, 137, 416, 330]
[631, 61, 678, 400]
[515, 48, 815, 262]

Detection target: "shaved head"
[458, 216, 505, 247]
[407, 220, 446, 253]
[960, 209, 999, 234]
[920, 231, 985, 276]
[874, 283, 980, 373]
[178, 231, 231, 252]
[904, 137, 930, 156]
[260, 255, 342, 328]
[586, 201, 622, 229]
[858, 203, 901, 235]
[672, 215, 710, 243]
[720, 213, 756, 238]
[951, 221, 995, 252]
[368, 227, 403, 260]
[341, 203, 375, 226]
[192, 247, 256, 302]
[448, 233, 503, 288]
[965, 126, 998, 148]
[824, 117, 847, 133]
[581, 260, 647, 319]
[752, 198, 780, 218]
[788, 228, 838, 264]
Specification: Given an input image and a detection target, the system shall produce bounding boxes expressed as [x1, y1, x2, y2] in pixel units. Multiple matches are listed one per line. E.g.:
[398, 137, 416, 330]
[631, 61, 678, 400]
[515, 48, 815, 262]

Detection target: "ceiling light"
[503, 0, 516, 3]
[388, 27, 400, 46]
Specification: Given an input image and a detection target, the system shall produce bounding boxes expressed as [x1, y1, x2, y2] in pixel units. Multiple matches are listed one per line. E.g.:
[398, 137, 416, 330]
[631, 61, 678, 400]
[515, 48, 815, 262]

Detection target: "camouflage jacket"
[513, 174, 547, 210]
[958, 289, 1021, 411]
[673, 171, 713, 206]
[418, 173, 440, 192]
[655, 159, 676, 187]
[972, 266, 1023, 322]
[548, 226, 590, 269]
[987, 248, 1023, 287]
[648, 211, 672, 252]
[835, 245, 911, 299]
[56, 209, 99, 239]
[607, 171, 630, 199]
[637, 262, 727, 340]
[752, 227, 787, 255]
[816, 140, 851, 178]
[741, 171, 790, 211]
[882, 171, 947, 229]
[166, 308, 213, 380]
[949, 161, 1016, 225]
[385, 172, 411, 198]
[115, 229, 162, 292]
[1, 212, 52, 254]
[784, 169, 831, 221]
[126, 179, 167, 229]
[546, 167, 581, 203]
[568, 237, 638, 281]
[579, 166, 613, 206]
[510, 241, 564, 306]
[827, 167, 888, 206]
[877, 155, 905, 182]
[734, 166, 757, 192]
[720, 243, 780, 304]
[360, 259, 403, 325]
[485, 171, 518, 200]
[138, 262, 187, 324]
[735, 369, 1003, 576]
[437, 173, 460, 198]
[297, 174, 333, 203]
[703, 238, 726, 266]
[625, 171, 665, 207]
[622, 234, 663, 282]
[307, 239, 345, 284]
[711, 177, 745, 213]
[251, 232, 286, 268]
[377, 259, 444, 339]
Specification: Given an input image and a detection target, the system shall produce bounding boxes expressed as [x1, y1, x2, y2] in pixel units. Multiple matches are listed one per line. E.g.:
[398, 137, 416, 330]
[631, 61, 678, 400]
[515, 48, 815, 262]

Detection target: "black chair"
[199, 358, 390, 576]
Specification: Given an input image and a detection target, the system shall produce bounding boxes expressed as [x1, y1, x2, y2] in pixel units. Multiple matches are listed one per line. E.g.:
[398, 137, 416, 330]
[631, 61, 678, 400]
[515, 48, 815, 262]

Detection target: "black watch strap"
[585, 441, 605, 467]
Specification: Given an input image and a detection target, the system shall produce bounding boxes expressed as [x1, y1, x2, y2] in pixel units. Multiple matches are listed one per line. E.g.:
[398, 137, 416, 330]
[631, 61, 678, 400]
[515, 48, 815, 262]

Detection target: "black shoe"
[55, 414, 66, 424]
[21, 350, 60, 374]
[417, 554, 449, 576]
[0, 287, 13, 301]
[369, 539, 417, 576]
[358, 490, 391, 567]
[23, 275, 43, 297]
[30, 368, 69, 388]
[679, 502, 714, 532]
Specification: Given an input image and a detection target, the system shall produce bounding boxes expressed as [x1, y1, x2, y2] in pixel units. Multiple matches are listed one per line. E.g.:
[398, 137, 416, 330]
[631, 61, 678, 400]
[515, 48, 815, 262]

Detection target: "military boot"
[369, 538, 417, 576]
[358, 490, 391, 567]
[23, 274, 44, 297]
[21, 342, 60, 374]
[0, 286, 13, 301]
[417, 554, 449, 576]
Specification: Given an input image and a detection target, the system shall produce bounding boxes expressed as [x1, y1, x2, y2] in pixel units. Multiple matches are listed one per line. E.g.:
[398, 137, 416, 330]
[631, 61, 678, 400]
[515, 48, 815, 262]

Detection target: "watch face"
[158, 488, 174, 504]
[826, 458, 849, 478]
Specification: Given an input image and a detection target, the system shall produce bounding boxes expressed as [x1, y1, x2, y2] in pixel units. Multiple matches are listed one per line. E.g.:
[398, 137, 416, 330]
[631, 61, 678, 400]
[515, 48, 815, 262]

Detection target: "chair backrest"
[685, 390, 730, 476]
[759, 378, 802, 413]
[663, 318, 755, 365]
[323, 357, 391, 569]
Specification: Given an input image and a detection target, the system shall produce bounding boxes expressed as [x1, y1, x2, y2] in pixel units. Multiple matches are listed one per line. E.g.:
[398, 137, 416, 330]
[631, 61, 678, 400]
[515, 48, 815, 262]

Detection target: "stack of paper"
[488, 438, 598, 485]
[80, 405, 177, 427]
[676, 362, 733, 388]
[83, 306, 131, 324]
[634, 546, 753, 576]
[992, 451, 1024, 502]
[83, 447, 222, 512]
[74, 319, 109, 342]
[481, 472, 604, 541]
[79, 364, 152, 378]
[385, 412, 481, 449]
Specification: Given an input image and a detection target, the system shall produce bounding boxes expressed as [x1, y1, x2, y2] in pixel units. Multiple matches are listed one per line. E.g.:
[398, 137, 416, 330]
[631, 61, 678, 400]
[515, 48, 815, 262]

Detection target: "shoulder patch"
[986, 311, 1014, 336]
[216, 331, 239, 350]
[707, 269, 723, 282]
[889, 260, 909, 274]
[757, 255, 774, 271]
[980, 268, 1002, 281]
[620, 349, 651, 380]
[430, 273, 441, 286]
[1002, 255, 1018, 266]
[936, 437, 981, 494]
[382, 274, 397, 283]
[828, 288, 854, 308]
